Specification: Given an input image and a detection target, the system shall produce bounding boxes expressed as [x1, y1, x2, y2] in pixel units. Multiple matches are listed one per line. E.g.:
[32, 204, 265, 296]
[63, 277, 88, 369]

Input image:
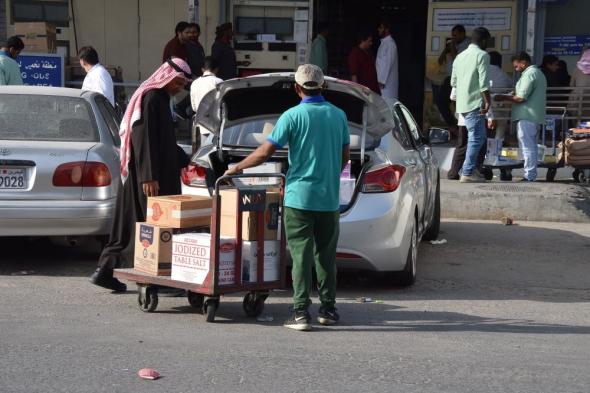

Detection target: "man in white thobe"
[376, 20, 399, 106]
[79, 46, 115, 106]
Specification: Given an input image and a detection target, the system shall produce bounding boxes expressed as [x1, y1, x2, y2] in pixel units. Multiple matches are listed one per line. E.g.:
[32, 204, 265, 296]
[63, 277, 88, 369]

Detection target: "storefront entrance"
[315, 0, 428, 123]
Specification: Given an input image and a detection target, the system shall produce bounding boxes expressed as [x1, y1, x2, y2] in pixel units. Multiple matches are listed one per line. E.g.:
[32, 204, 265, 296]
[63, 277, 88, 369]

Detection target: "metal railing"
[489, 87, 590, 124]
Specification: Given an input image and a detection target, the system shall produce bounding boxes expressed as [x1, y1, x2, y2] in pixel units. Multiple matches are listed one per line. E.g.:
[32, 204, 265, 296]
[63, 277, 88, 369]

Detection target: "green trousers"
[284, 207, 340, 311]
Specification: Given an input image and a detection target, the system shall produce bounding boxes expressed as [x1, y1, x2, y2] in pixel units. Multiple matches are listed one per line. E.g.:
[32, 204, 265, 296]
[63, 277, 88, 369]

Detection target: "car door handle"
[406, 159, 417, 167]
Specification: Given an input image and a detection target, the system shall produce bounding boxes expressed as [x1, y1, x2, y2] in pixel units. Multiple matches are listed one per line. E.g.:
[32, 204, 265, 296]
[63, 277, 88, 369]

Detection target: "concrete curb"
[441, 179, 590, 223]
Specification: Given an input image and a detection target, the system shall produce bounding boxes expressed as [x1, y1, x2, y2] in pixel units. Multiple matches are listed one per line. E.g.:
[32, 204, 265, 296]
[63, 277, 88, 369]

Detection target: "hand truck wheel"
[243, 291, 268, 317]
[187, 291, 204, 312]
[546, 168, 557, 182]
[204, 298, 219, 322]
[138, 285, 158, 313]
[500, 168, 512, 181]
[573, 169, 581, 183]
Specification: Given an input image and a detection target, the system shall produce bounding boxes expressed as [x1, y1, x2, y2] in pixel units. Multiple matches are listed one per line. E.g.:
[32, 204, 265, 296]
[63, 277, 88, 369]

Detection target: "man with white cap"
[225, 64, 350, 331]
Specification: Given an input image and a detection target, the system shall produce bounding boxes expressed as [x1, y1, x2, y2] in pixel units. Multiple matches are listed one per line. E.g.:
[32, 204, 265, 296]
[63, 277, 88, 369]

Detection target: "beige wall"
[4, 0, 222, 83]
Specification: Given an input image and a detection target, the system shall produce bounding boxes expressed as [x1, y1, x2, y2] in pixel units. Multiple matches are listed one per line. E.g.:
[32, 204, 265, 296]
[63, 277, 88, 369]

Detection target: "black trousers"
[432, 77, 457, 127]
[448, 126, 487, 179]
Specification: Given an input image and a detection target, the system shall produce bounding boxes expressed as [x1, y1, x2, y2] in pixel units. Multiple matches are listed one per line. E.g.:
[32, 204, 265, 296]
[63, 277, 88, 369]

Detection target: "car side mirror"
[428, 128, 450, 144]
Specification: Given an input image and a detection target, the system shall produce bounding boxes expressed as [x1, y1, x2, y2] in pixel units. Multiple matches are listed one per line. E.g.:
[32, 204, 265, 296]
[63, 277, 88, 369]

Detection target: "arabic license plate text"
[0, 168, 26, 189]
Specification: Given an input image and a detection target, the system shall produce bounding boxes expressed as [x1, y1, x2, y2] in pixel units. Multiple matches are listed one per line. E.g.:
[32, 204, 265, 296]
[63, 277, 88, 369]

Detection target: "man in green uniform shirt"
[0, 36, 24, 86]
[496, 51, 547, 181]
[225, 64, 350, 331]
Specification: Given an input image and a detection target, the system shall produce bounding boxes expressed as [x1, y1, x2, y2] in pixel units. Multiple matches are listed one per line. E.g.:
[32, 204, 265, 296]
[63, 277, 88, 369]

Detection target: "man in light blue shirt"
[225, 64, 350, 331]
[0, 36, 24, 86]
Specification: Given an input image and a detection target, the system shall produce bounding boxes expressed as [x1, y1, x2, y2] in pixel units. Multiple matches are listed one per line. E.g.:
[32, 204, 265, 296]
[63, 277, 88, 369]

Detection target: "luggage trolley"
[483, 106, 567, 182]
[114, 173, 287, 322]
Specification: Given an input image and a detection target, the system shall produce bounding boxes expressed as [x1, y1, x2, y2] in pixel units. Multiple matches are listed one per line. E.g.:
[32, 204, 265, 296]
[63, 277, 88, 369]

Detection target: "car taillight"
[360, 164, 405, 193]
[182, 163, 207, 186]
[53, 161, 112, 187]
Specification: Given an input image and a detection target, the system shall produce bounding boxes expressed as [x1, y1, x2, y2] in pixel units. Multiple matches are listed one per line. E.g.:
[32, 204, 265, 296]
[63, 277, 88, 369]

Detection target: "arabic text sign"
[17, 53, 64, 87]
[433, 8, 512, 32]
[544, 35, 590, 56]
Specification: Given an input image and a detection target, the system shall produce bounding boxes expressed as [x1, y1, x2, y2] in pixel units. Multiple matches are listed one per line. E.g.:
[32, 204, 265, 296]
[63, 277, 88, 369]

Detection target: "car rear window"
[222, 117, 379, 150]
[0, 94, 98, 142]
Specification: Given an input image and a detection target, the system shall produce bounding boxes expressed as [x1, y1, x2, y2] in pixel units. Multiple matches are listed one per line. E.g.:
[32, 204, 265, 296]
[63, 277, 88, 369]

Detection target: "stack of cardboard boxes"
[133, 191, 281, 286]
[14, 22, 57, 53]
[134, 195, 212, 276]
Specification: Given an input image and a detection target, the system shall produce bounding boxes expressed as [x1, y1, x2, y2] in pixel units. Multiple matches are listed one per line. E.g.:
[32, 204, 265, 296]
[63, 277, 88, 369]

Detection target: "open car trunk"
[193, 73, 393, 211]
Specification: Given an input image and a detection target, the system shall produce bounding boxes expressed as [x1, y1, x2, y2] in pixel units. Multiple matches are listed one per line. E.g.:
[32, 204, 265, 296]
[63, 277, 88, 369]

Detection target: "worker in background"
[451, 27, 492, 183]
[79, 46, 115, 106]
[225, 65, 350, 332]
[211, 23, 250, 80]
[185, 22, 205, 77]
[376, 19, 399, 105]
[309, 22, 329, 74]
[190, 56, 223, 149]
[347, 28, 380, 93]
[162, 22, 190, 63]
[496, 51, 547, 182]
[0, 36, 24, 86]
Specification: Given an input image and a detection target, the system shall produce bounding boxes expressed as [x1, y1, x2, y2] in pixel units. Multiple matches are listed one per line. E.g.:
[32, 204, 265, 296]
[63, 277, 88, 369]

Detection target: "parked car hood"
[194, 73, 395, 140]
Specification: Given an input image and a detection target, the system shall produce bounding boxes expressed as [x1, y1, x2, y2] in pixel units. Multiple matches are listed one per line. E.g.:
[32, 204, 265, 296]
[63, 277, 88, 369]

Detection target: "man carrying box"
[225, 64, 350, 331]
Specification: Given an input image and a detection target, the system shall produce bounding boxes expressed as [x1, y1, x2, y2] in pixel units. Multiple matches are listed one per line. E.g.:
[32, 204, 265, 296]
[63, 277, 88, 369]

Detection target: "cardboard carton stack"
[15, 22, 57, 53]
[133, 190, 281, 286]
[134, 195, 212, 276]
[558, 127, 590, 166]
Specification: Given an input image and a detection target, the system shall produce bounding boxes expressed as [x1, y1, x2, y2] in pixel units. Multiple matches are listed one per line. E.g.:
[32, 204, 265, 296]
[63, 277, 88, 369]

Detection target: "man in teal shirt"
[496, 51, 547, 181]
[309, 23, 329, 74]
[225, 64, 350, 331]
[451, 27, 491, 183]
[0, 36, 24, 86]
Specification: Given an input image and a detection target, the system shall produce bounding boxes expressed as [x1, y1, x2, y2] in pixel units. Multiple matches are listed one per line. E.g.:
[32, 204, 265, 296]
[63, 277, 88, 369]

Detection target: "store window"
[11, 0, 69, 27]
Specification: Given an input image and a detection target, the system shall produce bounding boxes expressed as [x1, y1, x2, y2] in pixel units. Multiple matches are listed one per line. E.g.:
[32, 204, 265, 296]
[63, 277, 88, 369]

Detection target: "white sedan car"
[183, 74, 443, 286]
[0, 86, 121, 241]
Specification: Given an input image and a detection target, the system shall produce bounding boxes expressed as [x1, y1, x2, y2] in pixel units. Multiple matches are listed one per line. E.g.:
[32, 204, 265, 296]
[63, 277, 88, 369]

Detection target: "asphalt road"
[1, 220, 589, 393]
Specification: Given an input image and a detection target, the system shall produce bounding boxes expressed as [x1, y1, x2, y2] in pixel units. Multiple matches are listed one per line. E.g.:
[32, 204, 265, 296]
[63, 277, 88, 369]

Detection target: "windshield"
[222, 117, 379, 149]
[0, 94, 97, 142]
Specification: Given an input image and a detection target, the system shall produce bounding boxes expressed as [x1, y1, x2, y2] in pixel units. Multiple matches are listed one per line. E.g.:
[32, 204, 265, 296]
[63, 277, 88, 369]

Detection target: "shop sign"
[432, 8, 512, 32]
[544, 35, 590, 56]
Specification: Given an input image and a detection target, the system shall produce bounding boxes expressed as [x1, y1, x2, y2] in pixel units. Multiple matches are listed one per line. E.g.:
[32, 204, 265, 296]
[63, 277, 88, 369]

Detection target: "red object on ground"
[138, 368, 161, 380]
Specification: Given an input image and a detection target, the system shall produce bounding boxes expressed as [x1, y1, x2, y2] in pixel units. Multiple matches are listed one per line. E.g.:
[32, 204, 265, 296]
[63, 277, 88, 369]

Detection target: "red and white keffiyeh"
[119, 58, 192, 183]
[577, 49, 590, 75]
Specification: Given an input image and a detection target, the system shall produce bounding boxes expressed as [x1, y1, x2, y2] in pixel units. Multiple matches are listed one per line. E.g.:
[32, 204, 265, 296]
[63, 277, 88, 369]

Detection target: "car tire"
[395, 216, 418, 287]
[422, 176, 440, 241]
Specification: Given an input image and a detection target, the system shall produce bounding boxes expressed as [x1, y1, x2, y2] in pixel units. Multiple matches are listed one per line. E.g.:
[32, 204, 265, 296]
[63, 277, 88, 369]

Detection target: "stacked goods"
[134, 195, 213, 276]
[171, 233, 236, 285]
[219, 189, 280, 241]
[339, 161, 355, 206]
[227, 162, 282, 186]
[557, 128, 590, 166]
[14, 23, 57, 53]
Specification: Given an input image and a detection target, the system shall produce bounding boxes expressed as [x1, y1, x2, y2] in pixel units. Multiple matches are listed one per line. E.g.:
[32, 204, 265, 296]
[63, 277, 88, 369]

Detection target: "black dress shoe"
[90, 267, 127, 293]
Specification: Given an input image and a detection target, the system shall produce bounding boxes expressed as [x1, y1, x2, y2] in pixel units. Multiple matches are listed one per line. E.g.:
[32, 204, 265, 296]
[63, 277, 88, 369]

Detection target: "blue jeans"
[517, 120, 539, 181]
[461, 109, 486, 176]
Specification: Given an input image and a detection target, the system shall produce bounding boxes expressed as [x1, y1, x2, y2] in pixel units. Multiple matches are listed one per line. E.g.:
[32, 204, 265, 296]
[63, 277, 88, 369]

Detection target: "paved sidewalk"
[432, 144, 590, 222]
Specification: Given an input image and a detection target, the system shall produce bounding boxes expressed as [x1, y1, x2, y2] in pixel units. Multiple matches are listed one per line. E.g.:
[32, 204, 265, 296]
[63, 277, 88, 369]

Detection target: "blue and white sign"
[544, 35, 590, 56]
[17, 53, 64, 87]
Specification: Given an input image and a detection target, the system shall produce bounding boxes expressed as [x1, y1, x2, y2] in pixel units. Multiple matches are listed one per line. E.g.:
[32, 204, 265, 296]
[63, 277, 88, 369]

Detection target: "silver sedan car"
[0, 86, 121, 240]
[183, 74, 443, 286]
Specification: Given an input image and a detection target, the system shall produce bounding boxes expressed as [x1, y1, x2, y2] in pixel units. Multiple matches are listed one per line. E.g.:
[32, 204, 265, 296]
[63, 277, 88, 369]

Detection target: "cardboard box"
[171, 233, 235, 285]
[339, 178, 356, 205]
[241, 240, 280, 283]
[134, 223, 173, 276]
[15, 22, 57, 53]
[146, 195, 212, 228]
[220, 190, 280, 240]
[227, 162, 282, 185]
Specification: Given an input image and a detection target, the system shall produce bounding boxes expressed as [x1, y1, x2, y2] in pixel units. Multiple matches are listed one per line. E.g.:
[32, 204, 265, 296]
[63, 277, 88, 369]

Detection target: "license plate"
[0, 168, 27, 189]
